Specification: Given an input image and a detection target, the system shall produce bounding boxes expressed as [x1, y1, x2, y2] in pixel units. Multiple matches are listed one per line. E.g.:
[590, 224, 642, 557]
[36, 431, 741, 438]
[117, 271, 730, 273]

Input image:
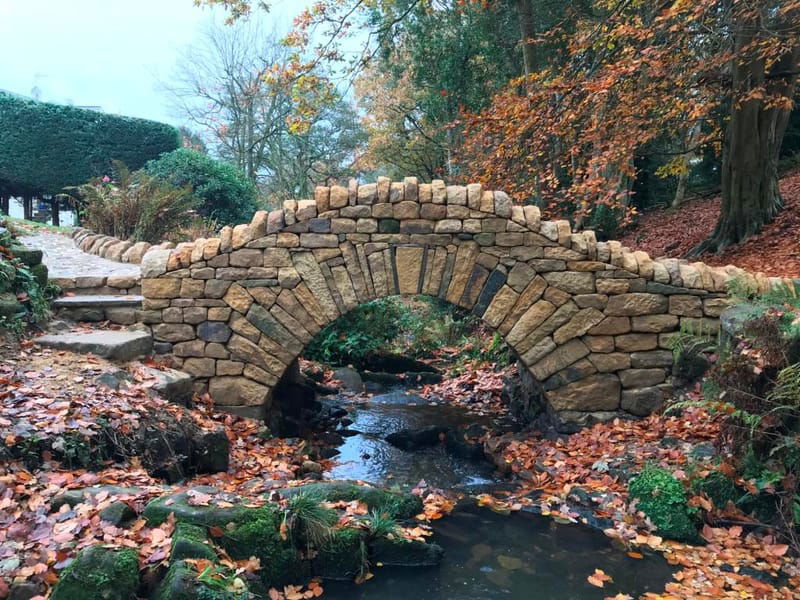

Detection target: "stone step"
[52, 295, 143, 325]
[36, 330, 153, 361]
[53, 295, 143, 309]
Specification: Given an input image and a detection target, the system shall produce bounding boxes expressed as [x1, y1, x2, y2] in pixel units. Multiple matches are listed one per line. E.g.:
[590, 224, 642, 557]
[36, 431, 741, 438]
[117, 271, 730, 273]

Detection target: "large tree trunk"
[50, 197, 60, 227]
[692, 9, 799, 255]
[516, 0, 536, 76]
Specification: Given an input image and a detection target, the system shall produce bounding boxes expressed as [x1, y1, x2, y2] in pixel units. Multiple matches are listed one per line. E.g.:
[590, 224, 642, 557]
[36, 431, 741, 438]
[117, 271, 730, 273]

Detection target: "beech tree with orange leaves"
[459, 0, 800, 250]
[200, 0, 798, 250]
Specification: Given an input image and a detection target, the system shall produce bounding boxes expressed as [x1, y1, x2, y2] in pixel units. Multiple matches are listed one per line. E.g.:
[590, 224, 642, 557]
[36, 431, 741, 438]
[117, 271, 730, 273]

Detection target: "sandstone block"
[621, 386, 664, 416]
[588, 352, 630, 372]
[631, 314, 679, 333]
[669, 294, 703, 317]
[614, 333, 658, 352]
[542, 271, 595, 294]
[209, 376, 269, 406]
[142, 278, 181, 299]
[531, 338, 589, 381]
[153, 323, 196, 343]
[545, 373, 620, 411]
[605, 293, 668, 316]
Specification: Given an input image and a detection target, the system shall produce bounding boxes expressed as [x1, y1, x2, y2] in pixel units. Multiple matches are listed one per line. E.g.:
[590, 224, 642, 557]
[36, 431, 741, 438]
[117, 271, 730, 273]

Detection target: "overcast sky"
[0, 0, 296, 125]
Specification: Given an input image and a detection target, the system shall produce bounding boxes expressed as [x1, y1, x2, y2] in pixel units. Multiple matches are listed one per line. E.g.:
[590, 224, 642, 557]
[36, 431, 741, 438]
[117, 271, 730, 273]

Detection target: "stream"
[320, 384, 673, 599]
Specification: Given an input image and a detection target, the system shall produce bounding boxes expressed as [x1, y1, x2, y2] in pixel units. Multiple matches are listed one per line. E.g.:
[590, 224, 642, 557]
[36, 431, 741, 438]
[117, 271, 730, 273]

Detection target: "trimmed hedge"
[145, 148, 258, 225]
[0, 92, 180, 196]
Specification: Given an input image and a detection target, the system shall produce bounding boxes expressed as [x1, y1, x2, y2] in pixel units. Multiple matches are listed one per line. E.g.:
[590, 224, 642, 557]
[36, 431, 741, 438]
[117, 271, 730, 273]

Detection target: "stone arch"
[139, 177, 782, 430]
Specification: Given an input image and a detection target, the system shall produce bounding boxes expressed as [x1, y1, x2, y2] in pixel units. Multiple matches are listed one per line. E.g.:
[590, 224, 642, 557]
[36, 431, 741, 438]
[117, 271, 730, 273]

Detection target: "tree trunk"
[692, 10, 799, 255]
[672, 123, 702, 209]
[0, 194, 8, 216]
[50, 197, 60, 227]
[516, 0, 536, 76]
[23, 195, 33, 220]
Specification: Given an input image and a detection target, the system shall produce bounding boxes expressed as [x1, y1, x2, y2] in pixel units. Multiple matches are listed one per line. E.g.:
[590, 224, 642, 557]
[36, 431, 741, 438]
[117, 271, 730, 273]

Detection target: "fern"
[766, 363, 800, 408]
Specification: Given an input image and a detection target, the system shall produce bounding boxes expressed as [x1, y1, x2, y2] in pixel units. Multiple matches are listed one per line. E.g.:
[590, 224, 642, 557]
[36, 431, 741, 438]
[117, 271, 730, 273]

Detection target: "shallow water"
[323, 387, 672, 599]
[325, 503, 673, 599]
[326, 390, 498, 490]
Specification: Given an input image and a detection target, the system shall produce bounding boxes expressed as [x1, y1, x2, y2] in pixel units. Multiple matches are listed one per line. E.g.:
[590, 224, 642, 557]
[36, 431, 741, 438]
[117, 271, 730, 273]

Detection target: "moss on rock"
[371, 536, 444, 567]
[142, 488, 249, 527]
[221, 505, 309, 588]
[628, 466, 700, 543]
[171, 523, 217, 561]
[280, 482, 422, 520]
[692, 471, 741, 508]
[313, 528, 365, 580]
[154, 561, 247, 600]
[51, 545, 139, 600]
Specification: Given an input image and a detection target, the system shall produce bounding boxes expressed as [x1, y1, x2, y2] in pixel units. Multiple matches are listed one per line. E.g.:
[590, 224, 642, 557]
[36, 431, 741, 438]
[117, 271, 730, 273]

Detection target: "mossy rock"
[739, 492, 781, 523]
[0, 292, 24, 319]
[51, 486, 145, 512]
[9, 244, 43, 266]
[142, 488, 250, 527]
[30, 262, 48, 287]
[154, 561, 248, 600]
[692, 472, 741, 508]
[100, 501, 137, 527]
[171, 523, 217, 561]
[313, 528, 365, 580]
[371, 536, 444, 567]
[280, 482, 423, 520]
[220, 505, 310, 587]
[51, 545, 139, 600]
[628, 466, 700, 543]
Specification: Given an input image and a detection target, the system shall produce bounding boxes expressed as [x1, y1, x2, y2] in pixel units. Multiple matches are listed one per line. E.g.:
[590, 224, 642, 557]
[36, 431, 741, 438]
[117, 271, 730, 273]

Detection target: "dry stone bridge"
[135, 177, 757, 430]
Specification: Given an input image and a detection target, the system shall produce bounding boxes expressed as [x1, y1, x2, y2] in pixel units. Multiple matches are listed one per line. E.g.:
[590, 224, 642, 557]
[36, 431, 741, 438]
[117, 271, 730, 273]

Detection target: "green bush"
[305, 297, 409, 366]
[628, 465, 699, 543]
[70, 162, 199, 243]
[304, 295, 511, 368]
[145, 148, 258, 226]
[0, 92, 179, 197]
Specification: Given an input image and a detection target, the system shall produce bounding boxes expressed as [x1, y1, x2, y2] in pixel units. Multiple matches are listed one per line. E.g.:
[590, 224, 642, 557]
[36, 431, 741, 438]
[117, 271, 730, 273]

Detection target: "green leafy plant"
[628, 465, 699, 543]
[145, 148, 258, 225]
[69, 161, 199, 244]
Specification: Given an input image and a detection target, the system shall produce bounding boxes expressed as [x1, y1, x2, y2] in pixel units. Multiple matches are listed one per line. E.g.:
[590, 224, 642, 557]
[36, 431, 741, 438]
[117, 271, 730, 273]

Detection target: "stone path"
[19, 231, 140, 279]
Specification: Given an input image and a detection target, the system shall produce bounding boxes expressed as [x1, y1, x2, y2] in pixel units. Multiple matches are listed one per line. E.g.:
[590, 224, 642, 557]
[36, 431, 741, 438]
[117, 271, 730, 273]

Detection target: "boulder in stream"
[386, 425, 449, 451]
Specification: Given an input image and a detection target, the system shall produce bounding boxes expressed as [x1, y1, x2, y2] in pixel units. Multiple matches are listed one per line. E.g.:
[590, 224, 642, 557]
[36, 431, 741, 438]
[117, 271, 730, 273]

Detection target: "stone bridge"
[138, 177, 766, 430]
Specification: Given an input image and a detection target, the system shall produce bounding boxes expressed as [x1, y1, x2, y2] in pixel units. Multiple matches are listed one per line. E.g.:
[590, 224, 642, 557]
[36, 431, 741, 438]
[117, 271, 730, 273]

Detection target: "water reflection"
[325, 503, 673, 600]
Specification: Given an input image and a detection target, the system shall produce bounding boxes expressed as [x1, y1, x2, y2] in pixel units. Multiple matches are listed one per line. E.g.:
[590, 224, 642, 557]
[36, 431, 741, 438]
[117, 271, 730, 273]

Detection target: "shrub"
[680, 281, 800, 548]
[628, 465, 699, 543]
[145, 148, 258, 226]
[0, 92, 178, 197]
[0, 223, 57, 332]
[305, 297, 409, 366]
[70, 162, 199, 244]
[304, 295, 511, 369]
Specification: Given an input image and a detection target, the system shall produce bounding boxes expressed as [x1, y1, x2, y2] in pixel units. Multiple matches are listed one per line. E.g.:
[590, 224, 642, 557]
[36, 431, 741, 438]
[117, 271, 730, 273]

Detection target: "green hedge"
[145, 148, 258, 225]
[0, 92, 180, 196]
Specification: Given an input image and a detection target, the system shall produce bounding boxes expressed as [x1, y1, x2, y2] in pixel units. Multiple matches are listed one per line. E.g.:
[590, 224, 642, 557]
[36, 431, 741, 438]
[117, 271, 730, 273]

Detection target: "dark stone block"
[197, 321, 232, 343]
[378, 218, 400, 233]
[308, 218, 331, 233]
[473, 268, 507, 317]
